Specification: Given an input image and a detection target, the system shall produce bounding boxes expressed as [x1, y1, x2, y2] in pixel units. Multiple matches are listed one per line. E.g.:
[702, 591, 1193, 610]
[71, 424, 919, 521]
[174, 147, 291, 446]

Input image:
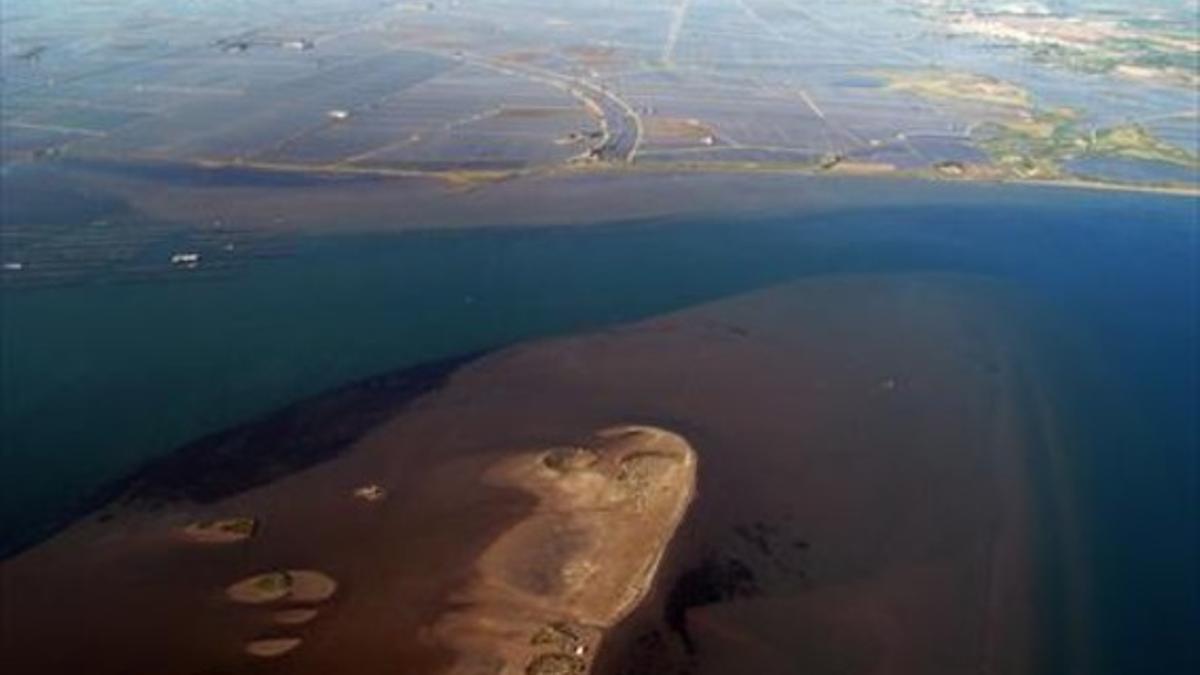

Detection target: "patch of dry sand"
[432, 425, 697, 674]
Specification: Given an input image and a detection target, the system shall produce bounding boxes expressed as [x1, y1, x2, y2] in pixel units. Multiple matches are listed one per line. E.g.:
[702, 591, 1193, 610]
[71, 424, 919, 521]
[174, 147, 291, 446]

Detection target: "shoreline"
[13, 154, 1197, 202]
[1, 158, 1187, 266]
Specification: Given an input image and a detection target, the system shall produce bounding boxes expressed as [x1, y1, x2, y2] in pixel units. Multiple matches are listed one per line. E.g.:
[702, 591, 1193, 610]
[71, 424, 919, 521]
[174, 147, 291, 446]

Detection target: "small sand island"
[226, 569, 338, 605]
[179, 517, 257, 543]
[225, 569, 339, 657]
[433, 425, 697, 674]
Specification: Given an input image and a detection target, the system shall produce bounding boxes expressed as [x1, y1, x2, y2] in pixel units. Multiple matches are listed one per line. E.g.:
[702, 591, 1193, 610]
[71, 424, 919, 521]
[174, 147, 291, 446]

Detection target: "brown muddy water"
[1, 275, 1069, 675]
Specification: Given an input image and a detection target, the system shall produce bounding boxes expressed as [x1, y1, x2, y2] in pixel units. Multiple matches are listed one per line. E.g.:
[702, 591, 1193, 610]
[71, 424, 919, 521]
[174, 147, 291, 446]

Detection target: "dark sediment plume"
[2, 352, 481, 558]
[664, 555, 759, 653]
[113, 352, 483, 505]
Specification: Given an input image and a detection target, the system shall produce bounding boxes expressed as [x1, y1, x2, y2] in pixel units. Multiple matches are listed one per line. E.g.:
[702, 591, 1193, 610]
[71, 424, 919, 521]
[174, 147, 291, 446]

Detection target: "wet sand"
[1, 274, 1069, 674]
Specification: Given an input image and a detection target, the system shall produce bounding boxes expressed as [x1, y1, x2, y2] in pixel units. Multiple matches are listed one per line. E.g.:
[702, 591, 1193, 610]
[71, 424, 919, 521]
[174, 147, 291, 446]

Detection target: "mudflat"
[0, 274, 1068, 674]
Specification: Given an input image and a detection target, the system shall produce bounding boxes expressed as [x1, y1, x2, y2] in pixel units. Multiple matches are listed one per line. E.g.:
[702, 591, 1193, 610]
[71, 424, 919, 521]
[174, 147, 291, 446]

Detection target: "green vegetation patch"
[218, 517, 257, 535]
[1026, 34, 1197, 87]
[882, 70, 1032, 109]
[530, 621, 583, 651]
[974, 110, 1083, 178]
[1091, 124, 1197, 165]
[526, 653, 585, 675]
[974, 110, 1197, 179]
[253, 572, 292, 595]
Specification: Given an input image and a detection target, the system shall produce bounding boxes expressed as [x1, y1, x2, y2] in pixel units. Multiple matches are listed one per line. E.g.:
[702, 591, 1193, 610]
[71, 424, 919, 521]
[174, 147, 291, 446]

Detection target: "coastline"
[10, 152, 1195, 203]
[4, 159, 1194, 246]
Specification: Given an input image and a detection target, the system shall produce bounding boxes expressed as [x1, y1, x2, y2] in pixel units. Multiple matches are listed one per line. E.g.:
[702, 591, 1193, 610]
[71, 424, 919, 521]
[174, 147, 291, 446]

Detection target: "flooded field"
[3, 0, 1195, 187]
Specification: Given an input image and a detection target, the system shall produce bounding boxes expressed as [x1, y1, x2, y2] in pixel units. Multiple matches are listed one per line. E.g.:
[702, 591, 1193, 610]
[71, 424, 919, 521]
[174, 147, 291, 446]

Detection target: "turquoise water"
[1, 181, 1196, 673]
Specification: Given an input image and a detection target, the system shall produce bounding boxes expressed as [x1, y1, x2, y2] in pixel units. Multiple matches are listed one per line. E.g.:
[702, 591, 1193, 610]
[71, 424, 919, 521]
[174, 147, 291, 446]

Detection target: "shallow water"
[0, 178, 1196, 673]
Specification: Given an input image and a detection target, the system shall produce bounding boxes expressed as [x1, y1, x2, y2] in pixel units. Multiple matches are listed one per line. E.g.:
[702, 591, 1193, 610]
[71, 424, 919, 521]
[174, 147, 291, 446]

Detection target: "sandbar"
[432, 425, 697, 673]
